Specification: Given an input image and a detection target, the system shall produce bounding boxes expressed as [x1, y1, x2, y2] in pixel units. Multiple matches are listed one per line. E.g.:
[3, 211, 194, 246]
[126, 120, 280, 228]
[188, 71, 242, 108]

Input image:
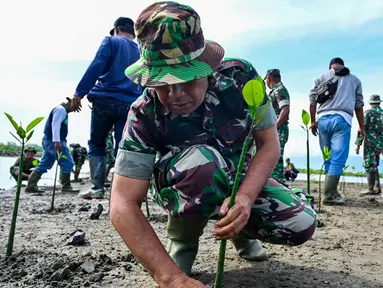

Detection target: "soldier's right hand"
[166, 274, 207, 288]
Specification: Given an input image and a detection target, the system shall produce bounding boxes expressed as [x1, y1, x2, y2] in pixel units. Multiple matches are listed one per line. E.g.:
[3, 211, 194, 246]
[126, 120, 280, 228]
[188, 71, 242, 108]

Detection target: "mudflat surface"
[0, 179, 382, 288]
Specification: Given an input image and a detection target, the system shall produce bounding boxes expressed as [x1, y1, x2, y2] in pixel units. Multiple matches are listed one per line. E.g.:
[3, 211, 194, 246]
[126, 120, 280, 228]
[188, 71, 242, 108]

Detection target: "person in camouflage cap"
[355, 94, 383, 196]
[264, 69, 290, 183]
[110, 2, 316, 287]
[9, 147, 40, 181]
[69, 143, 88, 182]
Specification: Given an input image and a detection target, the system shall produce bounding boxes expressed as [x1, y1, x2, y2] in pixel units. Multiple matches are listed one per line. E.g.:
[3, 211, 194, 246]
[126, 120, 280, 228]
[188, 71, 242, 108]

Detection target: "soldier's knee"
[174, 145, 228, 186]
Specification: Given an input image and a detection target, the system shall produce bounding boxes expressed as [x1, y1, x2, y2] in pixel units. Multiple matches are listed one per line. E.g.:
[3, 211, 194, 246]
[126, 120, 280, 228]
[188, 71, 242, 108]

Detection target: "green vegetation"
[215, 77, 270, 287]
[4, 113, 44, 257]
[297, 168, 380, 178]
[0, 141, 43, 153]
[300, 109, 312, 194]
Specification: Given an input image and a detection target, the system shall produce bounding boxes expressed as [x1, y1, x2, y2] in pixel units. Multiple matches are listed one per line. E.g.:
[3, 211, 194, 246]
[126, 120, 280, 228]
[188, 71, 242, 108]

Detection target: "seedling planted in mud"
[318, 146, 331, 213]
[50, 151, 67, 211]
[341, 165, 349, 194]
[215, 77, 271, 287]
[300, 109, 312, 194]
[4, 113, 44, 257]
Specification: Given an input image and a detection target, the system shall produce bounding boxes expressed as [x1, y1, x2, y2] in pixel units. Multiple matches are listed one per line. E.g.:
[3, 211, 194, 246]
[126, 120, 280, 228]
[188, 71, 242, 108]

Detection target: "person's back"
[314, 67, 363, 120]
[308, 57, 364, 206]
[86, 36, 142, 103]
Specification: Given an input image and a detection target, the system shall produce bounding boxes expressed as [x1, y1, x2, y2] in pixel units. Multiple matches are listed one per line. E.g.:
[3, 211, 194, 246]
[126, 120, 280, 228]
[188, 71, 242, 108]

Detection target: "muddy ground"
[0, 178, 382, 288]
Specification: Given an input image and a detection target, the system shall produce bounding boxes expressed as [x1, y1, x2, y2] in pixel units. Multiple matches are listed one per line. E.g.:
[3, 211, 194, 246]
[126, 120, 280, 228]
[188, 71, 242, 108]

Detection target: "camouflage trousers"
[272, 125, 289, 183]
[152, 145, 316, 246]
[363, 145, 381, 172]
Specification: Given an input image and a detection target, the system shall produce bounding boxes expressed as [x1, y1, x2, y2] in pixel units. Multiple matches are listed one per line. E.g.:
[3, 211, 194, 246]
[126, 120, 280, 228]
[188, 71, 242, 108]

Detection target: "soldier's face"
[265, 76, 272, 89]
[25, 151, 34, 159]
[154, 77, 208, 115]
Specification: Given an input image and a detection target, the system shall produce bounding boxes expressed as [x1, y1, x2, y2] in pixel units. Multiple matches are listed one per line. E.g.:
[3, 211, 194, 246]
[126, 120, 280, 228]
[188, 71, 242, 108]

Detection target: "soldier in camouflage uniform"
[105, 127, 116, 187]
[110, 2, 317, 287]
[355, 94, 383, 196]
[9, 147, 40, 181]
[264, 69, 290, 183]
[69, 143, 88, 182]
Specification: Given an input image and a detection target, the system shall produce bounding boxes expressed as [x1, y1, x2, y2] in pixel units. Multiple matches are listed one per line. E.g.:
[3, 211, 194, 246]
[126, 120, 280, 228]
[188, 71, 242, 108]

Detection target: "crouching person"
[110, 2, 317, 287]
[25, 98, 80, 193]
[9, 147, 39, 181]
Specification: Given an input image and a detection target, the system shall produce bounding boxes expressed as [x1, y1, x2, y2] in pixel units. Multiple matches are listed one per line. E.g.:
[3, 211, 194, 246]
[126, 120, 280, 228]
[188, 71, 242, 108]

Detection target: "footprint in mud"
[147, 214, 168, 223]
[30, 203, 77, 215]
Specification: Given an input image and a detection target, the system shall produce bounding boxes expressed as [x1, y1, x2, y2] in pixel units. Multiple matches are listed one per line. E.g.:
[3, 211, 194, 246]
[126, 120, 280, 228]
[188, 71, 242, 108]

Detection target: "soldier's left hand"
[213, 194, 252, 240]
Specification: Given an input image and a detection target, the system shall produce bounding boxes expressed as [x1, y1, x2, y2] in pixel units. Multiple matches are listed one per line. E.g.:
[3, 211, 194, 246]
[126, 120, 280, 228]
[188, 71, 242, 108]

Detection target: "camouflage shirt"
[269, 82, 290, 126]
[71, 146, 87, 169]
[355, 105, 383, 149]
[12, 157, 39, 174]
[118, 58, 277, 178]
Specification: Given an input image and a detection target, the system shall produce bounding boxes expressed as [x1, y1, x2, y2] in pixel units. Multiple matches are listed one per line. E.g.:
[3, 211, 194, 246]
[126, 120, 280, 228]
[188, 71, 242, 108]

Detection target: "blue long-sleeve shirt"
[74, 36, 142, 103]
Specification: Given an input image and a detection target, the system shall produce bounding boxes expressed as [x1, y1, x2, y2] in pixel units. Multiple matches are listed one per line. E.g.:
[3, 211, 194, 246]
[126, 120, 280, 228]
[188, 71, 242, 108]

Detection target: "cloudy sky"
[1, 0, 383, 158]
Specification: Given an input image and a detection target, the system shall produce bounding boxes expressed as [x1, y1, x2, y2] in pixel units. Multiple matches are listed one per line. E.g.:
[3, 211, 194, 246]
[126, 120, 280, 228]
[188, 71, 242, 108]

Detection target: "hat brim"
[124, 41, 225, 87]
[109, 28, 114, 36]
[25, 149, 37, 154]
[369, 101, 382, 104]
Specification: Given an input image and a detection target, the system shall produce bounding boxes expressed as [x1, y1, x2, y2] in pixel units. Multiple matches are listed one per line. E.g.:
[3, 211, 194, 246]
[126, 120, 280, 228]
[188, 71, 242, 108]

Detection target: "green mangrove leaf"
[4, 113, 19, 131]
[301, 109, 310, 126]
[26, 117, 44, 133]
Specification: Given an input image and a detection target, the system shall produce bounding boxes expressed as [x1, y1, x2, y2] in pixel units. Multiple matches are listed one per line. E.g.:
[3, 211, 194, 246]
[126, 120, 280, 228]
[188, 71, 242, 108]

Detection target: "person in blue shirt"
[25, 98, 80, 193]
[71, 17, 142, 200]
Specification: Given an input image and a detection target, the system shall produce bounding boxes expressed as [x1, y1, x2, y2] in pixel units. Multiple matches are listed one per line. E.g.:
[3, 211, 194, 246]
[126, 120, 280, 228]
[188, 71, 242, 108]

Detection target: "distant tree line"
[0, 141, 43, 152]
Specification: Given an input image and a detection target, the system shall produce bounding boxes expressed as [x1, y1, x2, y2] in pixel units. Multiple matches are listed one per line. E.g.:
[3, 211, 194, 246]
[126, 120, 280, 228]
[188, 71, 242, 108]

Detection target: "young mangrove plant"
[301, 109, 311, 194]
[4, 113, 44, 257]
[318, 146, 331, 213]
[215, 76, 271, 287]
[341, 164, 349, 193]
[49, 151, 67, 211]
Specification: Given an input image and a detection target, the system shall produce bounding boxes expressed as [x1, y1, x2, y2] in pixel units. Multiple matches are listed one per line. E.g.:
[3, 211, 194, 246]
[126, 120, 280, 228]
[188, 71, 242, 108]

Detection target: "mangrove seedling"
[4, 113, 44, 256]
[341, 165, 349, 193]
[300, 109, 312, 194]
[318, 146, 331, 213]
[50, 151, 67, 211]
[215, 76, 271, 287]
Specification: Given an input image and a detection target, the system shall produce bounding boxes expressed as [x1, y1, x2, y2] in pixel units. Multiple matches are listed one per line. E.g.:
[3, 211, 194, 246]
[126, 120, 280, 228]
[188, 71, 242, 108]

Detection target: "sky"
[1, 0, 383, 158]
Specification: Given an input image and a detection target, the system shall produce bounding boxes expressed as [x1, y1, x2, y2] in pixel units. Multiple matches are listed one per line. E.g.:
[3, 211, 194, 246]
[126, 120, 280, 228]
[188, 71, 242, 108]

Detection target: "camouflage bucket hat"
[125, 1, 225, 87]
[369, 94, 381, 104]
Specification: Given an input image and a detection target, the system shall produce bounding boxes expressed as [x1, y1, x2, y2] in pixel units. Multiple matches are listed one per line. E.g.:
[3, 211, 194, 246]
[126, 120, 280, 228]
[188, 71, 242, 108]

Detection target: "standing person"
[25, 98, 79, 193]
[69, 143, 88, 182]
[110, 2, 317, 287]
[71, 17, 142, 200]
[9, 147, 40, 181]
[309, 57, 364, 205]
[355, 94, 383, 196]
[264, 69, 290, 183]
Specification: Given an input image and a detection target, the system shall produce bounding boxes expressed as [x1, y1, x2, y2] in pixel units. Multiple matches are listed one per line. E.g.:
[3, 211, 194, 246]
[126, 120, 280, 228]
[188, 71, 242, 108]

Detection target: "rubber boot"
[322, 174, 345, 205]
[60, 173, 80, 192]
[25, 170, 45, 193]
[165, 215, 209, 276]
[78, 156, 106, 199]
[104, 164, 112, 188]
[374, 170, 381, 194]
[231, 231, 267, 262]
[360, 172, 375, 196]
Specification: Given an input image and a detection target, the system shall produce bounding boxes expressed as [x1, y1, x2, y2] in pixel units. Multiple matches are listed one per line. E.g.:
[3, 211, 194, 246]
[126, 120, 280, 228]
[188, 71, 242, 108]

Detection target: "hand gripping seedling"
[214, 76, 271, 287]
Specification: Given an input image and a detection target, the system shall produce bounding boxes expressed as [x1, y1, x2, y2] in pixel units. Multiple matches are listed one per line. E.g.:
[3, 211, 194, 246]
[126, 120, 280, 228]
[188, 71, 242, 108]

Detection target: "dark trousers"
[88, 98, 131, 158]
